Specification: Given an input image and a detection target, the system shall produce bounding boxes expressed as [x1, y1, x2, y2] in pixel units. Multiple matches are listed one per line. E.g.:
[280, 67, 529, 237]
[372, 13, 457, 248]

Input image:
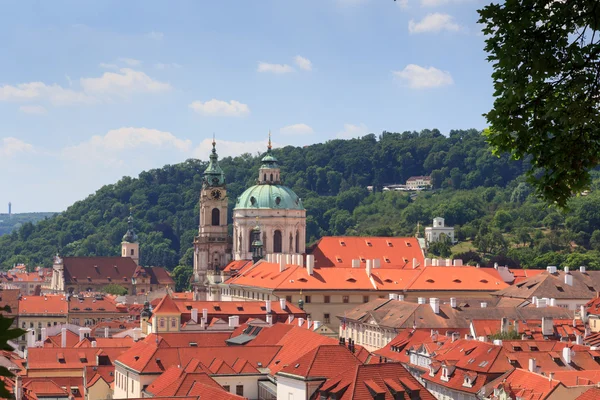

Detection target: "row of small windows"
[248, 229, 300, 253]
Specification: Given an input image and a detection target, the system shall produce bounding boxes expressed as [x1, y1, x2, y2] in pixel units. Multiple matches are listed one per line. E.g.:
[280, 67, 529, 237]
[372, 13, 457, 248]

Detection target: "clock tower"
[192, 139, 231, 298]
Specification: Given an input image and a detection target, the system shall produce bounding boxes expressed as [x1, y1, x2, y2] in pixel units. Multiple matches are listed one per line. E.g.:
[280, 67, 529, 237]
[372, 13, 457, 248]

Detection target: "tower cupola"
[258, 132, 281, 184]
[203, 138, 225, 188]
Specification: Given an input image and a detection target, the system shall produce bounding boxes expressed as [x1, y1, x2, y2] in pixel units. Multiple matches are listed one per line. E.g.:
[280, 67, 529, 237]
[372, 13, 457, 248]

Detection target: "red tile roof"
[407, 266, 508, 291]
[576, 387, 600, 400]
[318, 362, 435, 400]
[279, 345, 362, 379]
[152, 294, 181, 314]
[491, 368, 561, 400]
[68, 296, 124, 314]
[309, 236, 424, 269]
[27, 347, 127, 370]
[146, 368, 245, 399]
[19, 295, 67, 315]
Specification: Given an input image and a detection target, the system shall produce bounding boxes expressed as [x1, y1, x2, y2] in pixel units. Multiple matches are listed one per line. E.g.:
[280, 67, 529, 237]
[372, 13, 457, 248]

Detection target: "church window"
[159, 318, 165, 328]
[171, 318, 176, 328]
[130, 249, 134, 256]
[211, 208, 220, 226]
[289, 233, 293, 252]
[276, 197, 281, 205]
[295, 231, 300, 253]
[264, 174, 267, 182]
[270, 173, 274, 182]
[250, 196, 256, 205]
[274, 230, 282, 253]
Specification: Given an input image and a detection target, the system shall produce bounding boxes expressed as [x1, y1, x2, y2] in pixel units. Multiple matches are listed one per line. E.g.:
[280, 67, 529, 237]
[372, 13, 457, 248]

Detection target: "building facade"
[425, 217, 455, 244]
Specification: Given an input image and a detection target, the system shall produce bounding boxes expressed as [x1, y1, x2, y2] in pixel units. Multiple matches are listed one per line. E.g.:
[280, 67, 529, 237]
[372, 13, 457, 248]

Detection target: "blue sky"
[0, 0, 492, 212]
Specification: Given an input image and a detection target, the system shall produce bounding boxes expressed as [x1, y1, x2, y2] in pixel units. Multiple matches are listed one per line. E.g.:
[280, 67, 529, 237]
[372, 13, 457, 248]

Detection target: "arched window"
[295, 230, 300, 253]
[273, 230, 282, 253]
[264, 174, 267, 182]
[270, 173, 274, 182]
[130, 249, 135, 256]
[211, 208, 220, 226]
[289, 233, 293, 253]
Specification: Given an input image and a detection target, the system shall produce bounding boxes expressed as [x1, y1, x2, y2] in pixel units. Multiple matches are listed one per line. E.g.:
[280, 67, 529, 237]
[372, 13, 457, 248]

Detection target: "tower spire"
[203, 135, 225, 187]
[268, 130, 272, 151]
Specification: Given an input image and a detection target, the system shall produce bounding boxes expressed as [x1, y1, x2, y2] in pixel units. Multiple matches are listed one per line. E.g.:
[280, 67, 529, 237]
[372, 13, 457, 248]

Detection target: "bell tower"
[193, 138, 231, 297]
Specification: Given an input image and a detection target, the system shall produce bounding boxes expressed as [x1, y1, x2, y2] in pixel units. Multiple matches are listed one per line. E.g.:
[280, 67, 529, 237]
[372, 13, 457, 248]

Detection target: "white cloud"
[294, 56, 313, 71]
[62, 127, 191, 165]
[257, 62, 294, 74]
[336, 123, 369, 139]
[118, 57, 142, 67]
[80, 68, 171, 95]
[0, 82, 95, 105]
[19, 105, 48, 115]
[154, 62, 182, 70]
[99, 63, 119, 70]
[147, 31, 164, 40]
[280, 123, 314, 136]
[189, 99, 250, 117]
[0, 137, 34, 157]
[409, 13, 462, 33]
[194, 138, 272, 159]
[393, 64, 453, 89]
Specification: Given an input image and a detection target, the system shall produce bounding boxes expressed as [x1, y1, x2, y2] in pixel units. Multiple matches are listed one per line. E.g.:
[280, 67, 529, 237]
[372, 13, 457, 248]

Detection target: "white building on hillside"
[425, 217, 455, 244]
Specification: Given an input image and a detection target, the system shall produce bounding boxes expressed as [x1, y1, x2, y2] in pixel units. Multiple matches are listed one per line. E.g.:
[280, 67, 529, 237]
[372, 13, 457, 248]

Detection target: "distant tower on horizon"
[8, 202, 11, 219]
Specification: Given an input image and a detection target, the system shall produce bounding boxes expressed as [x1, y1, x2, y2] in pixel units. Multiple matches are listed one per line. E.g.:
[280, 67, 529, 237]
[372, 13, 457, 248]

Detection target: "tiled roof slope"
[487, 368, 562, 400]
[19, 295, 67, 314]
[309, 236, 424, 269]
[153, 294, 181, 314]
[279, 345, 362, 378]
[147, 368, 245, 399]
[62, 256, 174, 285]
[494, 270, 600, 299]
[317, 363, 435, 400]
[407, 266, 508, 291]
[576, 387, 600, 400]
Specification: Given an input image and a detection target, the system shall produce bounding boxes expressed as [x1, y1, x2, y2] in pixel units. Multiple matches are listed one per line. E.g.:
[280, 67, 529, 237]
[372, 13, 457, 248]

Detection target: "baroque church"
[192, 136, 306, 298]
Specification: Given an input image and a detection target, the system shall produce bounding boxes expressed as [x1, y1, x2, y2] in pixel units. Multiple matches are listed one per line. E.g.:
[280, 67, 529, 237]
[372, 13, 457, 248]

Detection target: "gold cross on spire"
[268, 130, 272, 150]
[212, 133, 216, 146]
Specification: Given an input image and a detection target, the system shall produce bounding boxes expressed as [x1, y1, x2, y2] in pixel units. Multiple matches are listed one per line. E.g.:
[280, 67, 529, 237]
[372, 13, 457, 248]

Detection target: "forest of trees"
[2, 129, 600, 290]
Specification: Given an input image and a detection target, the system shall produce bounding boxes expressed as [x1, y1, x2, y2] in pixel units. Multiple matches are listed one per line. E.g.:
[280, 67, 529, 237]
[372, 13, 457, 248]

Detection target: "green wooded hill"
[3, 129, 600, 279]
[0, 213, 56, 236]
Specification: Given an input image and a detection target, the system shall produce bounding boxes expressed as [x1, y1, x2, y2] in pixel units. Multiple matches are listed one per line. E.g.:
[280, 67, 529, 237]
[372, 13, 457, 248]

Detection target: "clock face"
[211, 189, 222, 200]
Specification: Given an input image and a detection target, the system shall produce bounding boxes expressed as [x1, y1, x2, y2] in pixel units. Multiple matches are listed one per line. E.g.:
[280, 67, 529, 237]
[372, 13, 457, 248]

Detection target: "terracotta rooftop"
[68, 296, 124, 314]
[309, 236, 424, 269]
[407, 266, 508, 291]
[278, 345, 362, 379]
[487, 368, 562, 400]
[19, 295, 67, 315]
[318, 362, 435, 400]
[27, 347, 128, 370]
[576, 387, 600, 400]
[152, 294, 181, 315]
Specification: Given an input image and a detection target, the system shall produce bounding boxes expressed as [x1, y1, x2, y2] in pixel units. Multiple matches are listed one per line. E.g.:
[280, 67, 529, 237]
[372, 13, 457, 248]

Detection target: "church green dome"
[235, 184, 304, 210]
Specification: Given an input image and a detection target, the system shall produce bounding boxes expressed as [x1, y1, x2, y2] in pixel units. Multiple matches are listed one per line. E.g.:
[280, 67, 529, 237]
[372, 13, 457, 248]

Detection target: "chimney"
[581, 305, 587, 320]
[537, 298, 547, 308]
[451, 332, 460, 342]
[565, 273, 573, 286]
[132, 328, 141, 341]
[424, 258, 432, 267]
[265, 300, 272, 314]
[549, 372, 555, 381]
[541, 317, 553, 336]
[373, 259, 381, 269]
[288, 315, 294, 324]
[202, 308, 208, 321]
[564, 266, 569, 273]
[313, 321, 322, 330]
[453, 259, 463, 266]
[228, 316, 239, 328]
[528, 358, 536, 373]
[430, 298, 440, 314]
[191, 308, 198, 323]
[481, 302, 487, 308]
[41, 327, 47, 343]
[550, 298, 557, 307]
[297, 254, 304, 267]
[389, 293, 397, 300]
[91, 340, 97, 348]
[351, 259, 360, 268]
[61, 327, 67, 348]
[500, 317, 509, 334]
[104, 326, 109, 338]
[266, 314, 273, 325]
[279, 255, 285, 272]
[14, 375, 22, 400]
[418, 297, 426, 305]
[306, 255, 315, 276]
[78, 327, 91, 342]
[445, 258, 452, 266]
[450, 298, 457, 308]
[412, 258, 418, 269]
[398, 295, 405, 302]
[200, 318, 206, 329]
[26, 329, 35, 349]
[532, 296, 538, 306]
[581, 266, 587, 273]
[280, 298, 286, 310]
[493, 339, 503, 346]
[576, 334, 583, 345]
[366, 260, 372, 277]
[297, 317, 304, 327]
[307, 317, 312, 329]
[562, 347, 572, 364]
